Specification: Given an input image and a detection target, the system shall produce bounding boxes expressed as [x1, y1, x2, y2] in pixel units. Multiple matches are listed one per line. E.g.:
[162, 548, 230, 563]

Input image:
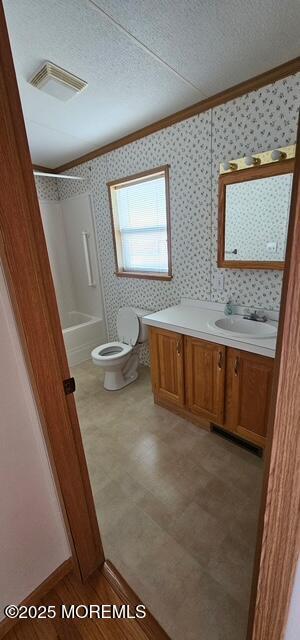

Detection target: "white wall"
[0, 262, 71, 619]
[284, 559, 300, 640]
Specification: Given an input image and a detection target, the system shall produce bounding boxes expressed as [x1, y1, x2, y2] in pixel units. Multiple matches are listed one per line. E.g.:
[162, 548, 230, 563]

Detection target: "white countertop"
[143, 300, 277, 358]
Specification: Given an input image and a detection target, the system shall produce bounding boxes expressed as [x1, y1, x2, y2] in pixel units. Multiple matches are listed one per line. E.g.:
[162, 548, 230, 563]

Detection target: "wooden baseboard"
[0, 558, 73, 639]
[103, 560, 170, 640]
[154, 396, 211, 431]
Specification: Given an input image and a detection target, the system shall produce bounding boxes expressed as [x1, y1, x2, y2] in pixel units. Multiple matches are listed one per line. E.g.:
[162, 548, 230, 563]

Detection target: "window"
[108, 165, 172, 279]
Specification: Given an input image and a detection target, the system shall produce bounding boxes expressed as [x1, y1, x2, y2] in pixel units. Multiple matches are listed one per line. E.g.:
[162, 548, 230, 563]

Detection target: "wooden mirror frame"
[218, 158, 295, 269]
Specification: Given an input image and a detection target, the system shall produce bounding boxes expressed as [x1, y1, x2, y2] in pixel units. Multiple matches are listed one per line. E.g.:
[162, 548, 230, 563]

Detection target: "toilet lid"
[117, 307, 139, 345]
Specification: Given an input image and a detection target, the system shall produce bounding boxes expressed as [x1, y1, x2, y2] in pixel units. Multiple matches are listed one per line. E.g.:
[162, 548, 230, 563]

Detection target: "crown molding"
[33, 164, 57, 173]
[50, 57, 299, 173]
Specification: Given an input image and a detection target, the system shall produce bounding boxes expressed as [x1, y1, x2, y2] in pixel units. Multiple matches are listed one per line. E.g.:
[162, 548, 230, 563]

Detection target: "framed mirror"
[218, 158, 295, 269]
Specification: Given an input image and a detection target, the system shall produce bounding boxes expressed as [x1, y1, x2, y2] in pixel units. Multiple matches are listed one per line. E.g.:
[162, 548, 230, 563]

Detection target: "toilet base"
[104, 370, 138, 391]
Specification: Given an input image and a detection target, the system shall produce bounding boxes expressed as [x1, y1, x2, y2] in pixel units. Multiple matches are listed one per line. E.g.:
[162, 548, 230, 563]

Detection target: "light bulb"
[244, 155, 260, 166]
[271, 149, 286, 161]
[223, 161, 237, 171]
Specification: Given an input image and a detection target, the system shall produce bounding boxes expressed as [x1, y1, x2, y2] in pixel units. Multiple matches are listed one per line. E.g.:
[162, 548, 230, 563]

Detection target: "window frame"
[107, 165, 172, 280]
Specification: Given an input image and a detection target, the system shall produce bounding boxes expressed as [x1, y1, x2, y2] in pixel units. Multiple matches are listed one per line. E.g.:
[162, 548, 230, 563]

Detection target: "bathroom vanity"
[144, 301, 277, 448]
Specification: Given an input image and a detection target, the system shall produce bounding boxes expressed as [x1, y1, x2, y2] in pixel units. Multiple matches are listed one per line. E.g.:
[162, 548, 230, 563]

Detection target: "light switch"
[213, 273, 224, 291]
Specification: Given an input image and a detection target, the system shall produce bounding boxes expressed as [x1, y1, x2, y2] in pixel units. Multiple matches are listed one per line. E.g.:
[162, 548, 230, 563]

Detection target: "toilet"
[91, 307, 150, 390]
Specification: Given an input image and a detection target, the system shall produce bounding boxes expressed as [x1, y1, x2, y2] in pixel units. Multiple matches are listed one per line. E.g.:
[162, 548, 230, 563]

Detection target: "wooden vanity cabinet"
[149, 327, 185, 408]
[224, 348, 274, 447]
[149, 327, 274, 447]
[185, 337, 225, 424]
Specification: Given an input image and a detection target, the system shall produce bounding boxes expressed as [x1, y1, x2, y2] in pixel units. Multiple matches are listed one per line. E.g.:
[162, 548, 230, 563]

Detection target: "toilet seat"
[116, 307, 140, 345]
[91, 341, 132, 362]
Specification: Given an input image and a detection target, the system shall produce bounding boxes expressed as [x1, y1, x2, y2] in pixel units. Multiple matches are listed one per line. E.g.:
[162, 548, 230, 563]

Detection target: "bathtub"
[62, 311, 105, 366]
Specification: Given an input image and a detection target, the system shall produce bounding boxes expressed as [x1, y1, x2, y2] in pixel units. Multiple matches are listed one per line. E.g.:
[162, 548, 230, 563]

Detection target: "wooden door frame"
[0, 2, 299, 637]
[0, 2, 104, 582]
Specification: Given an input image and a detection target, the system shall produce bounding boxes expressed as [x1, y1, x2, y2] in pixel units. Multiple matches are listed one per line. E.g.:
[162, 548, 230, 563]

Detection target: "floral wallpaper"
[35, 175, 59, 200]
[44, 72, 299, 363]
[210, 75, 299, 307]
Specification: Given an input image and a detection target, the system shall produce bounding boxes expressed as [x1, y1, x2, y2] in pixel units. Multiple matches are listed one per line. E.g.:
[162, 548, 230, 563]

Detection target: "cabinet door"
[149, 327, 185, 407]
[225, 348, 274, 447]
[185, 337, 225, 423]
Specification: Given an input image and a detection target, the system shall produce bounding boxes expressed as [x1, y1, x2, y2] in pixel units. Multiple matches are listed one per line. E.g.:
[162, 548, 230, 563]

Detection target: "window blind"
[114, 174, 168, 273]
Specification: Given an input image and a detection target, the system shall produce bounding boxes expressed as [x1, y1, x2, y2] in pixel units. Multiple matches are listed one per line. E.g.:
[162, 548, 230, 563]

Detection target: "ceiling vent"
[30, 62, 87, 101]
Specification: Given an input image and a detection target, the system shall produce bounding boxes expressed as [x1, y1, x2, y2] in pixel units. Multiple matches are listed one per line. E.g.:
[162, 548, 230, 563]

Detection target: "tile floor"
[73, 360, 263, 640]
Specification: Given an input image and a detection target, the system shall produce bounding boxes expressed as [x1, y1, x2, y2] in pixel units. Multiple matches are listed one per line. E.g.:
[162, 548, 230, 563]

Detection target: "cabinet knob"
[176, 339, 182, 356]
[218, 351, 223, 369]
[234, 356, 240, 376]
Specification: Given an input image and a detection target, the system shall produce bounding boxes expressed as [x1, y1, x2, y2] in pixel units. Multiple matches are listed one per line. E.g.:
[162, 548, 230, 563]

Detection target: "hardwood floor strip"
[3, 563, 169, 640]
[42, 589, 84, 640]
[14, 618, 56, 640]
[54, 578, 107, 640]
[64, 569, 149, 640]
[13, 624, 39, 640]
[0, 559, 73, 639]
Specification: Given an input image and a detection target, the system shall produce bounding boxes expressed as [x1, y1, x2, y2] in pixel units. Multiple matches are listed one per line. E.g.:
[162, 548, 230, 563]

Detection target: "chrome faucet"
[243, 309, 268, 323]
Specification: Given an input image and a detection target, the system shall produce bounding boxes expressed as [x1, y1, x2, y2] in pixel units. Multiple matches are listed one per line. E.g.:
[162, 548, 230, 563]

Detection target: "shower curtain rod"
[33, 170, 84, 181]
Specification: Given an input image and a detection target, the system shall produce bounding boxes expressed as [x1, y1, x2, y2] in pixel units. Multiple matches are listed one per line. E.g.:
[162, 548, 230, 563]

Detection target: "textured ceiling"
[4, 0, 300, 168]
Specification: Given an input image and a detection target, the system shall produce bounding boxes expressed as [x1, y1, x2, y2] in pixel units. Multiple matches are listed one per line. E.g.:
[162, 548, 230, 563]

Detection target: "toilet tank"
[133, 307, 151, 343]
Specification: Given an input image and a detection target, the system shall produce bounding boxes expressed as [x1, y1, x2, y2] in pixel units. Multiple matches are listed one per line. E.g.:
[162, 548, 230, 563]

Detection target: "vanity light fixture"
[219, 144, 296, 175]
[222, 161, 238, 172]
[244, 155, 261, 166]
[271, 149, 287, 161]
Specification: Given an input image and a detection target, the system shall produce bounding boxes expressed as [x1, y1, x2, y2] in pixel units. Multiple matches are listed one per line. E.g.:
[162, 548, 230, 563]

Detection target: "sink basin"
[211, 316, 277, 339]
